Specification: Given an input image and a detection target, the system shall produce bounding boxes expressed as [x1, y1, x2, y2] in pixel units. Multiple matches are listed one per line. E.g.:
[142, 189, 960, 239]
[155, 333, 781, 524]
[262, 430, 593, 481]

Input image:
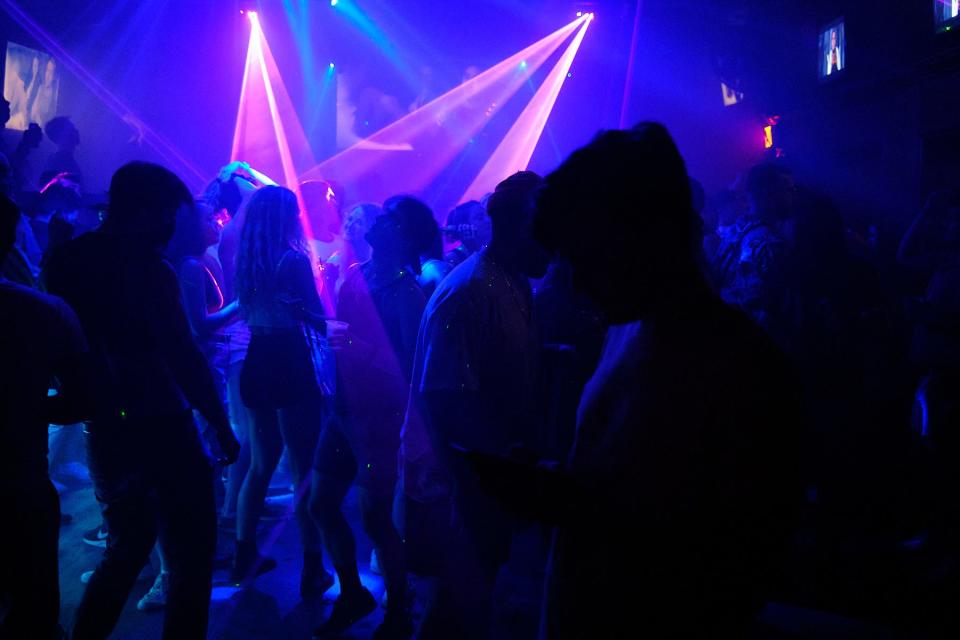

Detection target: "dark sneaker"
[137, 572, 168, 611]
[313, 588, 377, 636]
[230, 551, 278, 584]
[300, 552, 335, 600]
[82, 525, 108, 548]
[300, 568, 335, 600]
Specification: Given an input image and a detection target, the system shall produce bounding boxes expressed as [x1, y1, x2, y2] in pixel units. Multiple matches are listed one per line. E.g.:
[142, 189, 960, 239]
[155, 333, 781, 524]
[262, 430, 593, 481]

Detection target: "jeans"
[72, 412, 216, 640]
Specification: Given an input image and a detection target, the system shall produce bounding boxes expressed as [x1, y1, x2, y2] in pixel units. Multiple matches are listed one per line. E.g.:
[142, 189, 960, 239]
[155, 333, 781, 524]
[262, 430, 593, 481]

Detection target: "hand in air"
[218, 160, 250, 182]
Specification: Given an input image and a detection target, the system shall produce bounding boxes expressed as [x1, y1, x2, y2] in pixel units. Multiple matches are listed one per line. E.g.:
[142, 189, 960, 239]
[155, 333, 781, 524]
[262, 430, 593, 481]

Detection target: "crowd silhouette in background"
[1, 91, 960, 640]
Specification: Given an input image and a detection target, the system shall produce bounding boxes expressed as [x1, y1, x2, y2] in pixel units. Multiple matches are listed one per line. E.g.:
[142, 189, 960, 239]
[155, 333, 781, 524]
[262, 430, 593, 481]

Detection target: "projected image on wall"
[934, 0, 960, 32]
[819, 20, 845, 78]
[3, 42, 60, 130]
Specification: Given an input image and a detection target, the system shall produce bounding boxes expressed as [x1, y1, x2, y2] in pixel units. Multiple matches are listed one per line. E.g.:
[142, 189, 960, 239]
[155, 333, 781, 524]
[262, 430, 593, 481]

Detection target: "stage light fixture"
[330, 0, 339, 6]
[520, 60, 528, 68]
[329, 62, 335, 69]
[577, 11, 582, 17]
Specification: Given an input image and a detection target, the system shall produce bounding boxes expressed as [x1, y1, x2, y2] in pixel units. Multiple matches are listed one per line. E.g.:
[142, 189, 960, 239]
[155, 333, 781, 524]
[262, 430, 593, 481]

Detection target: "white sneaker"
[137, 573, 169, 611]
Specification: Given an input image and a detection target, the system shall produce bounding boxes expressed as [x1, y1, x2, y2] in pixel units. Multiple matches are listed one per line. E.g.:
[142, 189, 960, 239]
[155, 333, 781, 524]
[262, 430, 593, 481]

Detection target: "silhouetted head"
[0, 153, 12, 197]
[487, 171, 549, 279]
[0, 97, 10, 127]
[203, 172, 256, 219]
[0, 192, 18, 261]
[44, 116, 80, 150]
[236, 185, 306, 306]
[535, 123, 700, 321]
[102, 162, 192, 250]
[746, 163, 795, 222]
[167, 199, 220, 265]
[375, 195, 439, 274]
[446, 200, 491, 251]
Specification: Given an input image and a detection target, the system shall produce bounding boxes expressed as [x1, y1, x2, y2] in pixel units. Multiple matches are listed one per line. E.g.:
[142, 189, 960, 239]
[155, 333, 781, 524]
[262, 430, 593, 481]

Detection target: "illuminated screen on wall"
[3, 42, 60, 130]
[721, 82, 743, 107]
[934, 0, 960, 32]
[818, 19, 845, 79]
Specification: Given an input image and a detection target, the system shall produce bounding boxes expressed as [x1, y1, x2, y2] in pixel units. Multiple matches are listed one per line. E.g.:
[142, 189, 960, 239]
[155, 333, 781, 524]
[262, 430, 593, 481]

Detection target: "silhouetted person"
[899, 188, 960, 562]
[129, 199, 241, 611]
[398, 171, 550, 639]
[0, 97, 10, 152]
[443, 200, 490, 268]
[417, 227, 453, 300]
[715, 163, 796, 344]
[534, 259, 606, 459]
[469, 124, 804, 638]
[43, 116, 82, 186]
[1, 192, 90, 640]
[203, 161, 269, 533]
[311, 196, 434, 639]
[1, 98, 43, 192]
[323, 203, 382, 293]
[44, 161, 240, 640]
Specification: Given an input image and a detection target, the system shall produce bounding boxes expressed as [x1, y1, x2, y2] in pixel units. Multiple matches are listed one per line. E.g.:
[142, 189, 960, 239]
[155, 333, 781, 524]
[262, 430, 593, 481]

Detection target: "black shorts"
[240, 330, 318, 410]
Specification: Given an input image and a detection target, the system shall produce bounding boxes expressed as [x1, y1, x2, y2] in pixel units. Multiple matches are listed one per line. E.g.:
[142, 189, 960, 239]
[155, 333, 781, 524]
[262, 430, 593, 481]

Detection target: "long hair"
[235, 185, 307, 308]
[382, 195, 439, 274]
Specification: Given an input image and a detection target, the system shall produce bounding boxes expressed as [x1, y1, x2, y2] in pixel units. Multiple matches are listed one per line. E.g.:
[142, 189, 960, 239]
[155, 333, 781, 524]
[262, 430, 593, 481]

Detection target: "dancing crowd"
[2, 93, 960, 640]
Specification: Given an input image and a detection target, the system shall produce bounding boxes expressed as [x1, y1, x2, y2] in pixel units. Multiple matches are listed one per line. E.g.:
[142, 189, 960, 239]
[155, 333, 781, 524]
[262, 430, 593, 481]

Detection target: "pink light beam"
[232, 13, 316, 191]
[232, 13, 336, 312]
[619, 2, 643, 128]
[461, 14, 593, 203]
[250, 14, 302, 193]
[299, 15, 588, 203]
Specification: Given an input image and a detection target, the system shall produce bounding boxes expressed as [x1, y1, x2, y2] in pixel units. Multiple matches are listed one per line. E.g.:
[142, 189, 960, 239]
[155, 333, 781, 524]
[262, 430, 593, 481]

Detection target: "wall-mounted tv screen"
[934, 0, 960, 32]
[3, 42, 60, 130]
[819, 19, 845, 79]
